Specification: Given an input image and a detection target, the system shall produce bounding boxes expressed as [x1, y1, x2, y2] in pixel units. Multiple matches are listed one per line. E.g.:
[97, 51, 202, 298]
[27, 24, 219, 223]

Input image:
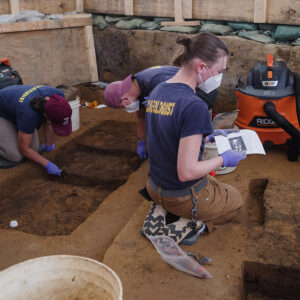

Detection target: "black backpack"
[0, 58, 23, 90]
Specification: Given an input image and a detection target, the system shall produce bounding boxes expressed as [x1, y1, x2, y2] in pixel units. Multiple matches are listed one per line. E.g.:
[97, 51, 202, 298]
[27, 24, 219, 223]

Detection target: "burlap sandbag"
[200, 23, 234, 35]
[160, 26, 199, 34]
[273, 25, 300, 42]
[238, 30, 274, 43]
[105, 15, 129, 23]
[227, 21, 257, 31]
[93, 15, 108, 29]
[141, 21, 160, 30]
[116, 18, 146, 30]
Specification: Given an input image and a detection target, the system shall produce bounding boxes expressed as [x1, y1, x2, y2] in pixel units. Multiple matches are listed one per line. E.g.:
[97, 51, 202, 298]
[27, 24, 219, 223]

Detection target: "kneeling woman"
[145, 33, 246, 235]
[0, 85, 72, 175]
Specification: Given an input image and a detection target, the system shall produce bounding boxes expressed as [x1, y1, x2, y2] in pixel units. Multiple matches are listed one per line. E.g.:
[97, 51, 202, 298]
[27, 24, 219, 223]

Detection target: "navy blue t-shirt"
[134, 66, 178, 105]
[0, 85, 64, 134]
[134, 66, 218, 110]
[146, 82, 213, 190]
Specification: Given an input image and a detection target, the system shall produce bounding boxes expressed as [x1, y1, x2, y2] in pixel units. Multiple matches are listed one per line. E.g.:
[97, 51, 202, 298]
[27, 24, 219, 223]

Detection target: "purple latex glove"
[45, 161, 62, 176]
[41, 143, 55, 152]
[208, 129, 239, 143]
[220, 150, 246, 167]
[137, 141, 147, 160]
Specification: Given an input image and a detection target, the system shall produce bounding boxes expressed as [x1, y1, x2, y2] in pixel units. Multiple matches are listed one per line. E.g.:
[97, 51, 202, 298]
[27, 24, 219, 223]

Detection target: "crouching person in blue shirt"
[144, 33, 246, 244]
[104, 66, 218, 160]
[0, 85, 72, 175]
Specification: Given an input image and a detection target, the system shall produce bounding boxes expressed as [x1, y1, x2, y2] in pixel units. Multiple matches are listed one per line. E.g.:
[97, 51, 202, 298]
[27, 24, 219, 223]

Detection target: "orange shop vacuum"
[236, 54, 300, 161]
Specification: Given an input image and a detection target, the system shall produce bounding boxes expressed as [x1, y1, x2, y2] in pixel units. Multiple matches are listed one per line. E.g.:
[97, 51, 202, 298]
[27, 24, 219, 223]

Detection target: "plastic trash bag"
[0, 14, 14, 24]
[44, 14, 63, 20]
[147, 235, 212, 279]
[11, 10, 45, 22]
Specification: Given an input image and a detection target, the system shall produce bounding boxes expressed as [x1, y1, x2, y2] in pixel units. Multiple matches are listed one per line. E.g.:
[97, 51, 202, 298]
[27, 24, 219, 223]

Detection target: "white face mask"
[198, 66, 223, 94]
[123, 100, 139, 113]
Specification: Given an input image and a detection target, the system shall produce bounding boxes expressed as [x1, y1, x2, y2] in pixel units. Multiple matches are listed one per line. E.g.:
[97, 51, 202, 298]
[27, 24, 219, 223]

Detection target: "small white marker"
[10, 220, 18, 228]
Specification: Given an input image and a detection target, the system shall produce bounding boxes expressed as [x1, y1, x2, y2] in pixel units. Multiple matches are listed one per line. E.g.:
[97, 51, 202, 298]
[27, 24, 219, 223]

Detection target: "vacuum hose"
[264, 102, 300, 145]
[293, 72, 300, 127]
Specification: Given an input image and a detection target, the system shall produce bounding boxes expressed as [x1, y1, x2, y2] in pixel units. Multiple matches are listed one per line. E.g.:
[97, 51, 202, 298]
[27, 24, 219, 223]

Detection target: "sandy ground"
[0, 91, 299, 299]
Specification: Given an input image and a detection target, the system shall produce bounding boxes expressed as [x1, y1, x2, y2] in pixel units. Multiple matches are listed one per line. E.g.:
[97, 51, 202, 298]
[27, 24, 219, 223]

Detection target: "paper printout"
[214, 129, 266, 155]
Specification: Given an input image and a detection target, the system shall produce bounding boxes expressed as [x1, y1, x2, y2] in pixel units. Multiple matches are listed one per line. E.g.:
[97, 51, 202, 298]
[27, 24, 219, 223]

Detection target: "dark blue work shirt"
[0, 85, 64, 134]
[134, 66, 178, 105]
[146, 82, 213, 190]
[134, 65, 218, 110]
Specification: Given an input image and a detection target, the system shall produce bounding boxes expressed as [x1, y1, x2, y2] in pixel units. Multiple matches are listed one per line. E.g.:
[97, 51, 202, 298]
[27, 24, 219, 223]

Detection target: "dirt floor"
[0, 86, 299, 299]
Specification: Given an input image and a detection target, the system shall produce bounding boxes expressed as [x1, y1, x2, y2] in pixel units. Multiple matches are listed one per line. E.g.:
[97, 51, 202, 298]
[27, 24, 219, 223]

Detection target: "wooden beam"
[124, 0, 134, 15]
[0, 26, 92, 87]
[161, 0, 200, 26]
[9, 0, 20, 14]
[0, 14, 92, 34]
[161, 20, 200, 26]
[254, 0, 267, 23]
[75, 0, 84, 12]
[84, 25, 99, 82]
[183, 0, 193, 19]
[84, 0, 300, 26]
[18, 0, 76, 15]
[174, 0, 184, 22]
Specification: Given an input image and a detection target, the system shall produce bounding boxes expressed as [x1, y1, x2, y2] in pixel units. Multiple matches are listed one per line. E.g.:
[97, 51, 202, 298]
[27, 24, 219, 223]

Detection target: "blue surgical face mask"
[123, 101, 139, 113]
[198, 65, 223, 94]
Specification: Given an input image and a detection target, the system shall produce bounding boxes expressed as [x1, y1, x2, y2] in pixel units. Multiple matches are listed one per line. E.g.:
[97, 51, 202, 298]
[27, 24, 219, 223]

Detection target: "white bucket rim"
[0, 255, 123, 300]
[68, 97, 81, 105]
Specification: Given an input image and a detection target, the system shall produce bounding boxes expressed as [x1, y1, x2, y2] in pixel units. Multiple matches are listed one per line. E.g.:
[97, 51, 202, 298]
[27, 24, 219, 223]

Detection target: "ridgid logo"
[249, 116, 279, 128]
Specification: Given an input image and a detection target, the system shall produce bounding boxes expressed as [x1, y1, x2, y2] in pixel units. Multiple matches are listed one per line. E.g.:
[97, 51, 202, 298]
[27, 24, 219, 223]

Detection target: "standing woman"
[0, 85, 72, 175]
[145, 33, 246, 237]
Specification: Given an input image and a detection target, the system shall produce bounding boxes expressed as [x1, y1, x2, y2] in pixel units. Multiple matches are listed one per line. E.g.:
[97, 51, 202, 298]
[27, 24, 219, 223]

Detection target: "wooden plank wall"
[0, 27, 91, 86]
[84, 0, 300, 25]
[0, 14, 92, 33]
[0, 0, 76, 15]
[0, 14, 98, 85]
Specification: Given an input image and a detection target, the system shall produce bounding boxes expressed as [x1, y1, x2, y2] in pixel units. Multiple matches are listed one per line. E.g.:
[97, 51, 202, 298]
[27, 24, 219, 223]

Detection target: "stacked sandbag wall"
[93, 15, 300, 112]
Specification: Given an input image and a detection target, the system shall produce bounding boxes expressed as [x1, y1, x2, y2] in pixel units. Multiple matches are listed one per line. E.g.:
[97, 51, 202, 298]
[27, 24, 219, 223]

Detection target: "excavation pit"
[0, 120, 142, 236]
[0, 178, 110, 236]
[244, 261, 300, 300]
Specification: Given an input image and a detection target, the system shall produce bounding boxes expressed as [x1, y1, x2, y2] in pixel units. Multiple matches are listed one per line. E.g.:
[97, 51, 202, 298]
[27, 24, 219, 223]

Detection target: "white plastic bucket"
[0, 255, 123, 300]
[69, 98, 80, 132]
[203, 142, 236, 175]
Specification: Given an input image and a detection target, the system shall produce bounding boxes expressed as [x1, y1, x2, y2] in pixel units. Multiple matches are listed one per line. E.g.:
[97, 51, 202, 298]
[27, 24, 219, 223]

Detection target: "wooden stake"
[9, 0, 19, 14]
[174, 0, 184, 22]
[184, 0, 193, 19]
[84, 25, 99, 82]
[125, 0, 134, 16]
[254, 0, 267, 23]
[161, 0, 200, 26]
[75, 0, 84, 13]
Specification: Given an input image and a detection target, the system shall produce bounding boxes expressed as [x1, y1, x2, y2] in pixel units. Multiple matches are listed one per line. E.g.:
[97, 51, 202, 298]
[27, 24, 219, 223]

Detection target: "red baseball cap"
[104, 75, 132, 108]
[45, 94, 72, 137]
